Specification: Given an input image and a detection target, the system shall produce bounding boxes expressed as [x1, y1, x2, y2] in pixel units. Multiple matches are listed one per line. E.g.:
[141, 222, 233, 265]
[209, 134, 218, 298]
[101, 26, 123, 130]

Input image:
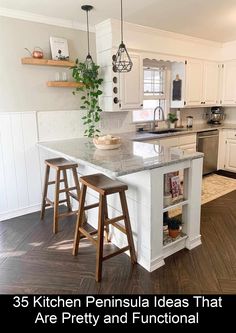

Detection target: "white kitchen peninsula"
[38, 138, 203, 272]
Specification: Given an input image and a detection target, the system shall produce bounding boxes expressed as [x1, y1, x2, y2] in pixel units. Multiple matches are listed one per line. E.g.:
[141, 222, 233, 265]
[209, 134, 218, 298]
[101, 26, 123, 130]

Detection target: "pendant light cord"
[86, 9, 90, 56]
[121, 0, 124, 43]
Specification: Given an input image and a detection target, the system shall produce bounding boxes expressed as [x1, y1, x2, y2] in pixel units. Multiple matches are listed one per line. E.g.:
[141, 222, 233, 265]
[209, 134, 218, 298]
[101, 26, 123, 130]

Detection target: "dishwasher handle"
[197, 134, 219, 139]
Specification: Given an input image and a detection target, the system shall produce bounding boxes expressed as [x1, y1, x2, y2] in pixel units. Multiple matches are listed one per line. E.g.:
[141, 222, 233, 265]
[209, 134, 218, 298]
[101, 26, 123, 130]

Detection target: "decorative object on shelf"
[24, 47, 44, 59]
[112, 0, 133, 73]
[71, 4, 103, 138]
[50, 36, 69, 60]
[168, 218, 182, 238]
[81, 4, 94, 71]
[167, 112, 178, 128]
[172, 74, 182, 101]
[93, 135, 121, 150]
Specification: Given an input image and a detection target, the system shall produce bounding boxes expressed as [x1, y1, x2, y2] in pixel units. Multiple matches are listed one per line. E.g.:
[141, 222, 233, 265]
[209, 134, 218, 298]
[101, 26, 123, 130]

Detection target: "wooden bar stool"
[73, 173, 137, 282]
[40, 158, 81, 234]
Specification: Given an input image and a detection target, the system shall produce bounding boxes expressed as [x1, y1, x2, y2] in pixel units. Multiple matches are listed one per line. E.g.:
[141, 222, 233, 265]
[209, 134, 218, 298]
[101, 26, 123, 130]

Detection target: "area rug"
[169, 173, 236, 217]
[201, 173, 236, 204]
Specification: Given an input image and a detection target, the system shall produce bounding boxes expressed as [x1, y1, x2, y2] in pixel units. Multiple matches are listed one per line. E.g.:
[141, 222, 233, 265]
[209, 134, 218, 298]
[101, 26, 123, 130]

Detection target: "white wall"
[0, 16, 96, 112]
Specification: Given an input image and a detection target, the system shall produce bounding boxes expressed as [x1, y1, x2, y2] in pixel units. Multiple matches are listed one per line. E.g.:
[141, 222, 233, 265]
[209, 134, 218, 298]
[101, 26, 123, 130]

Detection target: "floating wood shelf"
[21, 57, 75, 67]
[47, 81, 83, 88]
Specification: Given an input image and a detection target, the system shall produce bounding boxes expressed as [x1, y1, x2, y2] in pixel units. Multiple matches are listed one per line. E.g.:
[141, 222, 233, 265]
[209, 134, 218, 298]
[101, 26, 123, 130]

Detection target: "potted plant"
[71, 60, 103, 138]
[167, 112, 178, 129]
[168, 218, 182, 238]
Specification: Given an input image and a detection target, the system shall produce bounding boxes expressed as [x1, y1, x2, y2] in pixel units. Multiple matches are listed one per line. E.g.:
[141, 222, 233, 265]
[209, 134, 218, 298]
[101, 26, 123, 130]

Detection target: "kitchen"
[0, 0, 236, 298]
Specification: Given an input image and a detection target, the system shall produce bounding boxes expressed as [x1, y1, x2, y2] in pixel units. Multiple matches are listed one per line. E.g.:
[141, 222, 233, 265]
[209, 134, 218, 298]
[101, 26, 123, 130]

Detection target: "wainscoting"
[0, 112, 42, 221]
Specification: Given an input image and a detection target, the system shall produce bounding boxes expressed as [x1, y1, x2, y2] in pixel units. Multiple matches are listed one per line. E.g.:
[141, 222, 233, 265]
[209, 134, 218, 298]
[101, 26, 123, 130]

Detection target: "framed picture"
[50, 36, 69, 61]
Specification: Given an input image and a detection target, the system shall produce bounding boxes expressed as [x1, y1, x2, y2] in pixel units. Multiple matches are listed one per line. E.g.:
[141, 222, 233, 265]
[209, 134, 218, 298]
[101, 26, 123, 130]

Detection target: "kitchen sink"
[148, 129, 185, 134]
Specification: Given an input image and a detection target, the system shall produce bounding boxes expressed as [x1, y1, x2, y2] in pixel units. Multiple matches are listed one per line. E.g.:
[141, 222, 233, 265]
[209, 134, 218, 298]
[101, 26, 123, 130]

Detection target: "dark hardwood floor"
[0, 191, 236, 294]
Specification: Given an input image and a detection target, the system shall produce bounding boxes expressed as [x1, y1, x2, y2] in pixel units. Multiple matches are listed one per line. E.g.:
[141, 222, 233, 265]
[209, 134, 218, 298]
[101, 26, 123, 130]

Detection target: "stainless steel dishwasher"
[197, 130, 219, 175]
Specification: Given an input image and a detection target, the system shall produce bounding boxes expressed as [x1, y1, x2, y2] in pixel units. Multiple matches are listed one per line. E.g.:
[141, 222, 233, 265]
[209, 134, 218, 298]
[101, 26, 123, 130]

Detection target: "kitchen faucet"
[151, 105, 165, 131]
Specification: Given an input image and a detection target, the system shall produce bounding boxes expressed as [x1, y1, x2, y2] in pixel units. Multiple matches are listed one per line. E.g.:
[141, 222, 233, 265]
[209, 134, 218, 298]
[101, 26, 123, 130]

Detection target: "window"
[133, 64, 169, 123]
[133, 100, 166, 122]
[144, 67, 165, 99]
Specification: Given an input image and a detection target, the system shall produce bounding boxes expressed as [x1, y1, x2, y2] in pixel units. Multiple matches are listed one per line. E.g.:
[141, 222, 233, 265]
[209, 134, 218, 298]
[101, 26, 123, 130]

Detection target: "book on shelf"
[164, 172, 183, 203]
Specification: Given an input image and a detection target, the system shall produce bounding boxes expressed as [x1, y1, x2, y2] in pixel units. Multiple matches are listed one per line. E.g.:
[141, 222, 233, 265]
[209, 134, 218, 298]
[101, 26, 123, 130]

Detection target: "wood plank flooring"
[0, 190, 236, 294]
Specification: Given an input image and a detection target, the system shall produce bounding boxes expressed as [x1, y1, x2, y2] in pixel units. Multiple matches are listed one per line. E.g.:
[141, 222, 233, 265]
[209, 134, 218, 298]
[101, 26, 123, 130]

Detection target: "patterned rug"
[201, 173, 236, 204]
[169, 173, 236, 217]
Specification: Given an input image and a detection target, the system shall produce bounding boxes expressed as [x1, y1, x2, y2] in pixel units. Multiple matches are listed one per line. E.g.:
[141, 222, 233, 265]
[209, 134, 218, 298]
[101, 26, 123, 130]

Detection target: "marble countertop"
[38, 137, 203, 177]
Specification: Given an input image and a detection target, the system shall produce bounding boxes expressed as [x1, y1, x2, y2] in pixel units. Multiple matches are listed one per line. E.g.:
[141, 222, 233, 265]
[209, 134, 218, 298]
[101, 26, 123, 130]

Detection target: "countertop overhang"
[38, 136, 203, 177]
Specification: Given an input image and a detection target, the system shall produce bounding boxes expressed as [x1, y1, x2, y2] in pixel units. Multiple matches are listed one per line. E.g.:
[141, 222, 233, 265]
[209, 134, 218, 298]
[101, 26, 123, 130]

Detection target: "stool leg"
[104, 196, 110, 243]
[62, 169, 72, 212]
[40, 165, 50, 220]
[119, 191, 137, 264]
[72, 167, 87, 223]
[53, 169, 61, 234]
[96, 194, 106, 282]
[73, 184, 87, 256]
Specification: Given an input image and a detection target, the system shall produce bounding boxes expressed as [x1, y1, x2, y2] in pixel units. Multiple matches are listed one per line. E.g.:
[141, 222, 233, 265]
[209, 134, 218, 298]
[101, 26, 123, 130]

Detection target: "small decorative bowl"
[93, 136, 121, 150]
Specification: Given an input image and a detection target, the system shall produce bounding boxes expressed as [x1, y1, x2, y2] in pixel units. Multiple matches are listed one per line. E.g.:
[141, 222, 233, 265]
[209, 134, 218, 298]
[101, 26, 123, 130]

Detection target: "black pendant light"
[81, 5, 94, 69]
[112, 0, 133, 73]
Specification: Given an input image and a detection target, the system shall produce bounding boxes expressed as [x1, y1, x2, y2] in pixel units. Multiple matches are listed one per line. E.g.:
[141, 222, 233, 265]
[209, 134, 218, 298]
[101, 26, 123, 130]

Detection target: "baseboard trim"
[185, 235, 202, 250]
[0, 204, 41, 222]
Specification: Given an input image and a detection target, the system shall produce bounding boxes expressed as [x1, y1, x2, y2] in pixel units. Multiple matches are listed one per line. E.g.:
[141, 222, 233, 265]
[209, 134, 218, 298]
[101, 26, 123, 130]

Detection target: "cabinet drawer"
[178, 134, 196, 145]
[159, 137, 178, 147]
[179, 143, 196, 154]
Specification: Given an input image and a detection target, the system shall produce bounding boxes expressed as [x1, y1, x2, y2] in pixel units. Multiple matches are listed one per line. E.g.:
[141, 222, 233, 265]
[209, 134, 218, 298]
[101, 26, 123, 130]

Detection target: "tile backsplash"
[174, 108, 208, 126]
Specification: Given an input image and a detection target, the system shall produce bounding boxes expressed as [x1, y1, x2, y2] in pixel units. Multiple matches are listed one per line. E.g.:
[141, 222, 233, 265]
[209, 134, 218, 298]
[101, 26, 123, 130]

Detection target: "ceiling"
[1, 0, 236, 42]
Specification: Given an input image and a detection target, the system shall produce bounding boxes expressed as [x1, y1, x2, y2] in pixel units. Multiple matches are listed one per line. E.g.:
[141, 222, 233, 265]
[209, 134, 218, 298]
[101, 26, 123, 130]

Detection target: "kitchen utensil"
[186, 116, 193, 128]
[207, 106, 225, 125]
[25, 47, 44, 59]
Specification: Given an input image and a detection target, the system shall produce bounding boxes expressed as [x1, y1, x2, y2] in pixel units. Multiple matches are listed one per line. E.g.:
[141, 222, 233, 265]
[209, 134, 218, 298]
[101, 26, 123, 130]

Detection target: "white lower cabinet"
[144, 134, 196, 181]
[225, 139, 236, 172]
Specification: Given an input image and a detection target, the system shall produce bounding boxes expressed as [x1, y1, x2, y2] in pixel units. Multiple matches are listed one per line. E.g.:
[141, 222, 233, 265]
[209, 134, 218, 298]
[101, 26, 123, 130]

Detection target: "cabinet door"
[185, 59, 204, 106]
[225, 139, 236, 172]
[203, 62, 220, 105]
[120, 54, 143, 110]
[222, 61, 236, 105]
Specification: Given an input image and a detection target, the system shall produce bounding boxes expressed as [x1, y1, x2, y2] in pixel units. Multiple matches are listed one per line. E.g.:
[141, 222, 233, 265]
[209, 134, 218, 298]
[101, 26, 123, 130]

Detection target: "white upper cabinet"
[185, 59, 220, 107]
[203, 61, 220, 105]
[119, 53, 143, 110]
[185, 59, 204, 106]
[222, 61, 236, 105]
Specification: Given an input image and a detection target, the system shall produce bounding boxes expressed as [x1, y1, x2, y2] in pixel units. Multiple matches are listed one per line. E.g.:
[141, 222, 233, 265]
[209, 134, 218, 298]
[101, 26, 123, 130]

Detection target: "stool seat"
[45, 157, 78, 170]
[80, 173, 128, 195]
[73, 173, 136, 282]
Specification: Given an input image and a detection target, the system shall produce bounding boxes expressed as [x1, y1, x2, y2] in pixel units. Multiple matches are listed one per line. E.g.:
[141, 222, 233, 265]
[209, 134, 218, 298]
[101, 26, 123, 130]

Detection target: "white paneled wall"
[0, 112, 42, 221]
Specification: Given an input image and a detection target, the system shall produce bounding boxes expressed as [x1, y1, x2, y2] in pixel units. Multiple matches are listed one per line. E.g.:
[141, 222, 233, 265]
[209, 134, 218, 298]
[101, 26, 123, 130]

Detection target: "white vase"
[169, 123, 175, 129]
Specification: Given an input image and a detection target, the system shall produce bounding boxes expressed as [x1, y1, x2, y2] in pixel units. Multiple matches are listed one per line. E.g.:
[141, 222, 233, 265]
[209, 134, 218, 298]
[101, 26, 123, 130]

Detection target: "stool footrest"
[58, 211, 78, 219]
[69, 192, 79, 201]
[59, 186, 77, 193]
[105, 215, 125, 225]
[48, 179, 65, 185]
[79, 227, 97, 246]
[45, 198, 68, 207]
[84, 202, 99, 211]
[103, 246, 130, 261]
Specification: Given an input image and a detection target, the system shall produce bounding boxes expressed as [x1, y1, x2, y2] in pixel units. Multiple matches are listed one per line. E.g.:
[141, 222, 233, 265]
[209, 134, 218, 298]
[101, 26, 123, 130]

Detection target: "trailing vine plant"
[71, 59, 103, 138]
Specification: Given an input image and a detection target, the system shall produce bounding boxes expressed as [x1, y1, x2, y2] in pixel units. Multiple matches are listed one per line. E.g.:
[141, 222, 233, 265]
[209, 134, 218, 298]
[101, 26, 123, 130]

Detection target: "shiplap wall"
[0, 112, 42, 221]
